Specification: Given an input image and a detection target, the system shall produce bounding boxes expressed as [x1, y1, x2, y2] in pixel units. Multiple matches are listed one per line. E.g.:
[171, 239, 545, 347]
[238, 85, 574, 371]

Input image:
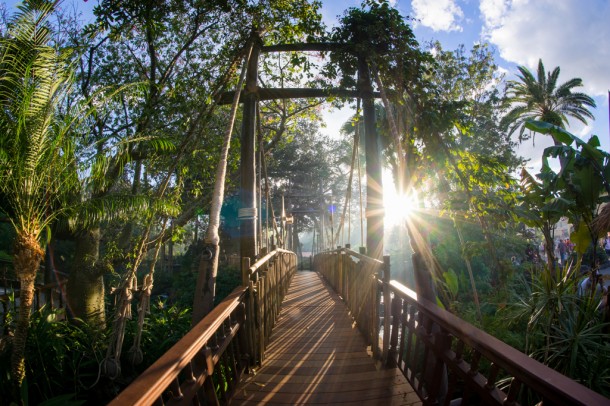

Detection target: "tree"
[426, 42, 521, 286]
[0, 0, 77, 385]
[516, 166, 567, 272]
[502, 59, 596, 143]
[60, 0, 249, 328]
[525, 121, 610, 257]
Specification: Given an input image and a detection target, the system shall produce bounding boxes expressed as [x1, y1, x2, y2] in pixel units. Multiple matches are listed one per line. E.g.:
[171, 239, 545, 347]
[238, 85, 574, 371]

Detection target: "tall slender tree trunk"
[477, 215, 502, 284]
[66, 228, 106, 328]
[192, 41, 253, 324]
[454, 220, 482, 322]
[542, 223, 557, 275]
[11, 232, 44, 385]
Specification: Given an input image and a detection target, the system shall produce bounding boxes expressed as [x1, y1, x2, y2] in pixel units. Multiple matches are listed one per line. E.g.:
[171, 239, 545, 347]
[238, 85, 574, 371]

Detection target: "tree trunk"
[543, 223, 557, 275]
[454, 220, 482, 322]
[11, 232, 44, 385]
[192, 40, 253, 325]
[66, 228, 106, 328]
[477, 215, 502, 284]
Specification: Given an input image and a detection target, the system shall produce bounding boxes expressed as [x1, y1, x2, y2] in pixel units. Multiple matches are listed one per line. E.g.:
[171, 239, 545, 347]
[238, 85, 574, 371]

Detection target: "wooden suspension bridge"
[5, 32, 604, 405]
[107, 33, 607, 405]
[108, 247, 607, 405]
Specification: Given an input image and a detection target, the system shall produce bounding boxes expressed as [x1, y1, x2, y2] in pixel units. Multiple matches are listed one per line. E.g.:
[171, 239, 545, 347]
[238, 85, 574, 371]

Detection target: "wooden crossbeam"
[261, 42, 346, 53]
[216, 87, 381, 105]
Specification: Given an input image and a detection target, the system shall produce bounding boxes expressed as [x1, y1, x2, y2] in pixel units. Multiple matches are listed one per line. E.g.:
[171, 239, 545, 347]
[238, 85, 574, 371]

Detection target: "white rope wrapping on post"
[238, 207, 258, 219]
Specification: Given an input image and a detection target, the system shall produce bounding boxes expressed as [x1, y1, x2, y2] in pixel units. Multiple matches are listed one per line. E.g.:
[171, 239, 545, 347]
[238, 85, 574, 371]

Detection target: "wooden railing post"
[382, 255, 391, 365]
[388, 296, 402, 367]
[242, 257, 255, 366]
[337, 247, 343, 296]
[370, 259, 380, 359]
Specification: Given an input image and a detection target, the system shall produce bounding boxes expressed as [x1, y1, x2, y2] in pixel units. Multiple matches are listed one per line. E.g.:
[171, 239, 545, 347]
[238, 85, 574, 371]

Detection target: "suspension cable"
[334, 106, 361, 247]
[356, 99, 364, 248]
[257, 103, 282, 247]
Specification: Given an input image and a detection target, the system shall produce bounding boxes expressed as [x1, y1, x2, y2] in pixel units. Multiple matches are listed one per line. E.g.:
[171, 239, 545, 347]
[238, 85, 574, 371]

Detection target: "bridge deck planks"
[231, 271, 421, 405]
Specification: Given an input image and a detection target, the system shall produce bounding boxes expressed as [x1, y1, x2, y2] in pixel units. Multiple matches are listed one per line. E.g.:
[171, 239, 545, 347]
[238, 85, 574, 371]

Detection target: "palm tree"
[0, 1, 76, 385]
[502, 59, 596, 142]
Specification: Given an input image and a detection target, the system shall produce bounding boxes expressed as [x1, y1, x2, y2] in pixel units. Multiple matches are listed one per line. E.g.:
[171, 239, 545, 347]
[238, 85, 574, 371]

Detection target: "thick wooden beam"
[261, 42, 346, 53]
[239, 38, 260, 262]
[216, 87, 380, 105]
[359, 56, 384, 261]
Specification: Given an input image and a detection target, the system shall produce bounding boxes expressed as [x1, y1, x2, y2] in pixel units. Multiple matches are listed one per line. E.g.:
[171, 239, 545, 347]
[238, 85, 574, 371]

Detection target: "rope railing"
[109, 248, 297, 406]
[314, 248, 609, 405]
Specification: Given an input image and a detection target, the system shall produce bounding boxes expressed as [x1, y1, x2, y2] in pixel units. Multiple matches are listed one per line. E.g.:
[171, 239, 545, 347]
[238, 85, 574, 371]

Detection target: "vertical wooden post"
[281, 194, 286, 249]
[337, 247, 344, 296]
[240, 33, 261, 262]
[242, 257, 255, 366]
[382, 255, 391, 364]
[241, 257, 250, 288]
[358, 56, 383, 261]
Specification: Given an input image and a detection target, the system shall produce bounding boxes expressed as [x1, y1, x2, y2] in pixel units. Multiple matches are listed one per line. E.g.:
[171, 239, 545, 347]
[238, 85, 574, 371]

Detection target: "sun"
[384, 191, 418, 228]
[383, 171, 418, 228]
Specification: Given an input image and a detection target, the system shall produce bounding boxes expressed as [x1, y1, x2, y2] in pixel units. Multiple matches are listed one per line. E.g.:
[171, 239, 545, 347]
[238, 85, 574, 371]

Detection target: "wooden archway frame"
[218, 33, 385, 262]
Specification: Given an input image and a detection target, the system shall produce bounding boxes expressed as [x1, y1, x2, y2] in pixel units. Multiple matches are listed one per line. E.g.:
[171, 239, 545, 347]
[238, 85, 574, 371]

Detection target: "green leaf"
[443, 269, 459, 297]
[570, 224, 592, 255]
[38, 394, 85, 406]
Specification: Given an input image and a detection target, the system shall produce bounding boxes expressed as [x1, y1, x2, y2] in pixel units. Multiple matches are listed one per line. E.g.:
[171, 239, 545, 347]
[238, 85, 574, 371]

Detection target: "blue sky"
[321, 0, 610, 168]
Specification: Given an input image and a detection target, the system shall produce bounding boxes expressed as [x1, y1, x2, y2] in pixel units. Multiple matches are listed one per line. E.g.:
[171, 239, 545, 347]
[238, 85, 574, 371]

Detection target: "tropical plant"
[524, 120, 610, 257]
[515, 166, 568, 273]
[502, 59, 596, 143]
[0, 0, 81, 385]
[510, 264, 610, 396]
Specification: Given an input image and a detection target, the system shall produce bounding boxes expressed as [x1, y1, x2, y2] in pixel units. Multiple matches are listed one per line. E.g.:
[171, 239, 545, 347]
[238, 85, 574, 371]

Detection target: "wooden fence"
[314, 247, 609, 406]
[109, 248, 297, 405]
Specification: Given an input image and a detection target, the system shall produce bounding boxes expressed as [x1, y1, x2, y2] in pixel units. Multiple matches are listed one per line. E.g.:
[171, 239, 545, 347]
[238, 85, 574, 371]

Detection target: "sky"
[320, 0, 610, 170]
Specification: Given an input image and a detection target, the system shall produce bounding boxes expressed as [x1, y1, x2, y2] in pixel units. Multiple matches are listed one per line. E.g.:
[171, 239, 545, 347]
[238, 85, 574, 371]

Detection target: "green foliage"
[0, 297, 194, 405]
[327, 0, 425, 91]
[121, 301, 191, 376]
[507, 265, 610, 395]
[0, 305, 107, 405]
[0, 0, 77, 238]
[442, 268, 459, 300]
[524, 121, 610, 255]
[502, 59, 596, 142]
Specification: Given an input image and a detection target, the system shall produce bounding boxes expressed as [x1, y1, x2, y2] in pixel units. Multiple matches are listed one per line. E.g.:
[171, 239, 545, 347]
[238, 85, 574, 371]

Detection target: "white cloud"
[411, 0, 464, 32]
[479, 0, 610, 97]
[479, 0, 510, 28]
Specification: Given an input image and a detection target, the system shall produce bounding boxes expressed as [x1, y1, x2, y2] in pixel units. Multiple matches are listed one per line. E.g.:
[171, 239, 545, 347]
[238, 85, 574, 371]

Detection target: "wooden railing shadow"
[109, 248, 297, 405]
[315, 246, 609, 406]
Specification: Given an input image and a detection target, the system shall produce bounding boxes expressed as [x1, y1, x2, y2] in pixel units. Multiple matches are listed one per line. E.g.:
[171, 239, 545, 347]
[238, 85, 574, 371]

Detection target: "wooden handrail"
[110, 249, 298, 405]
[327, 246, 384, 266]
[315, 249, 609, 405]
[386, 280, 609, 406]
[109, 287, 247, 405]
[248, 248, 293, 276]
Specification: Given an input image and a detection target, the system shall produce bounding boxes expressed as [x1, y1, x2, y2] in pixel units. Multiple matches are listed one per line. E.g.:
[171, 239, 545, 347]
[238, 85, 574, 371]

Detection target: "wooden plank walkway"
[231, 271, 421, 405]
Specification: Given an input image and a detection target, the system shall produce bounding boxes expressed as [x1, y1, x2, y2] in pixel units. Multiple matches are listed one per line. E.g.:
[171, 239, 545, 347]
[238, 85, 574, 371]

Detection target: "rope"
[333, 108, 361, 246]
[356, 99, 364, 247]
[257, 141, 263, 252]
[371, 62, 406, 193]
[257, 103, 283, 247]
[128, 217, 167, 366]
[103, 274, 136, 379]
[347, 191, 352, 245]
[128, 272, 153, 366]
